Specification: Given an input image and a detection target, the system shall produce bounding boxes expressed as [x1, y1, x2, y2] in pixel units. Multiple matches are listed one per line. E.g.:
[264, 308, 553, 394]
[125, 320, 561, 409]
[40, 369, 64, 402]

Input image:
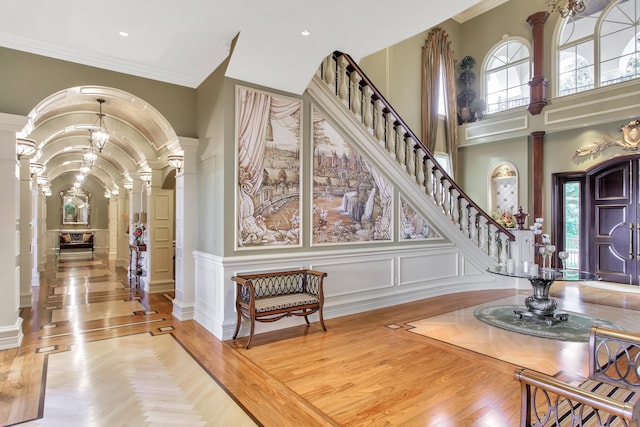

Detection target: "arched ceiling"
[20, 86, 181, 194]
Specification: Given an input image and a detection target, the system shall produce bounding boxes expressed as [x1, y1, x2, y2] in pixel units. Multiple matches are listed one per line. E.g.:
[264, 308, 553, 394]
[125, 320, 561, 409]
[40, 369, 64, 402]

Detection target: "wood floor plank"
[2, 254, 640, 426]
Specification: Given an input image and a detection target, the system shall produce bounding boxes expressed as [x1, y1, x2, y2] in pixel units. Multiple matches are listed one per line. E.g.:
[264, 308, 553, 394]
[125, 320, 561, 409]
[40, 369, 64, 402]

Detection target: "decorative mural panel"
[235, 86, 302, 249]
[399, 196, 441, 240]
[311, 107, 392, 245]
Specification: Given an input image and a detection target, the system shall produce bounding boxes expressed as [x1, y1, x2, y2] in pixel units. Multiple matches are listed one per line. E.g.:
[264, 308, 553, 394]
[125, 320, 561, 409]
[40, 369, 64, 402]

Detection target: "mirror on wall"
[60, 187, 91, 226]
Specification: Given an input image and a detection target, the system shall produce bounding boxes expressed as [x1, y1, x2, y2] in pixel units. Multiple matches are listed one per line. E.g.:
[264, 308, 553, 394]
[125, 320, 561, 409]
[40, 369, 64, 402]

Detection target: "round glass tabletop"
[487, 266, 599, 282]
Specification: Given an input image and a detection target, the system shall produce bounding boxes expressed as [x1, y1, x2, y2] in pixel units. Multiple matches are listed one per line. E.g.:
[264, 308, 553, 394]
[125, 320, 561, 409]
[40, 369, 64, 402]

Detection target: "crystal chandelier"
[547, 0, 586, 18]
[83, 145, 97, 167]
[90, 98, 109, 152]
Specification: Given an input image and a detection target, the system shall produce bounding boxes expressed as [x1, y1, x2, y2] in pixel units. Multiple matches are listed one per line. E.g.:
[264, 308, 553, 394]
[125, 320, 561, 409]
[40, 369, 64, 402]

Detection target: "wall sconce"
[112, 187, 119, 196]
[104, 191, 111, 199]
[42, 183, 52, 196]
[37, 175, 48, 186]
[140, 171, 152, 185]
[123, 181, 133, 191]
[30, 162, 44, 177]
[168, 154, 184, 172]
[16, 138, 36, 160]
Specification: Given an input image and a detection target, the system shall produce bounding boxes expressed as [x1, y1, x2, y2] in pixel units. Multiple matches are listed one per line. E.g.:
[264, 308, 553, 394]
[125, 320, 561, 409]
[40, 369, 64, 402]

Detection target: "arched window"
[556, 0, 640, 97]
[483, 39, 531, 113]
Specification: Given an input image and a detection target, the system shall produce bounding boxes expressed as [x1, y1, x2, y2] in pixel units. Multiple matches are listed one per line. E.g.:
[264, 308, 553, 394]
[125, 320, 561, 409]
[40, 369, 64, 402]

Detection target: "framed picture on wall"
[235, 86, 303, 250]
[311, 106, 393, 245]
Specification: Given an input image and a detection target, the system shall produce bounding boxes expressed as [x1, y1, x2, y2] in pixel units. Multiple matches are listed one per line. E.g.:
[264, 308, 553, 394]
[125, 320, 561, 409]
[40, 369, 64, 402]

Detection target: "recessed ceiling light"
[119, 31, 129, 37]
[301, 30, 310, 36]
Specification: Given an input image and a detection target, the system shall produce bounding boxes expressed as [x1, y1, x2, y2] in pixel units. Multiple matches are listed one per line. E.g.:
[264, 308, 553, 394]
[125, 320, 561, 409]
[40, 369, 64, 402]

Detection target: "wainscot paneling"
[194, 244, 511, 342]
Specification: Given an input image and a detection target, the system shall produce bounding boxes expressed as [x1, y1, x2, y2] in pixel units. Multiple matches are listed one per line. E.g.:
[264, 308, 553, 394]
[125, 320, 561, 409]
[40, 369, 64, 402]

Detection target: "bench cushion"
[61, 233, 72, 243]
[255, 293, 319, 313]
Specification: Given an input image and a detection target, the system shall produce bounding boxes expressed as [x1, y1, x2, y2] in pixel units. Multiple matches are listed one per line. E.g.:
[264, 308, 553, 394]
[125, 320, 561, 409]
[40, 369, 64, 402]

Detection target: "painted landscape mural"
[312, 108, 392, 244]
[236, 86, 302, 249]
[399, 196, 441, 240]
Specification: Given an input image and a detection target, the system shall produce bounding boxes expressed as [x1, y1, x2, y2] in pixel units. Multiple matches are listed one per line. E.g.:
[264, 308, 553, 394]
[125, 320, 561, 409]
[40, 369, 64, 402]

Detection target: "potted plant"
[470, 99, 487, 121]
[457, 55, 478, 124]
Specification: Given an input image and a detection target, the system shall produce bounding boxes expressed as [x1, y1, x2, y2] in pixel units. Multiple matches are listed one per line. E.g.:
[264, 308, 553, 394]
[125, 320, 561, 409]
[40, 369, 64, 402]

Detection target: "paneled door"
[589, 159, 640, 285]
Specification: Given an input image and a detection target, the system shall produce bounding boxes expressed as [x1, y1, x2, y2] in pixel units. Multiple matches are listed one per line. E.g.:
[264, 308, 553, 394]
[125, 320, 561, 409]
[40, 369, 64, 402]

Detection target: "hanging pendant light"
[90, 98, 109, 152]
[83, 146, 97, 167]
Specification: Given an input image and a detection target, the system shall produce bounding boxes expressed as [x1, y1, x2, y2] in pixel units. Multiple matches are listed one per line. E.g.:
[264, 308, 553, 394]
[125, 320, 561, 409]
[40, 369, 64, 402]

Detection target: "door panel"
[590, 160, 637, 284]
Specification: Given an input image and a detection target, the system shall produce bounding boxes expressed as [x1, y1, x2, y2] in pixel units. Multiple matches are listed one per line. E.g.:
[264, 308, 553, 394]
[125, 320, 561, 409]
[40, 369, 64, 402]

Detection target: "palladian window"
[557, 0, 640, 96]
[484, 39, 531, 113]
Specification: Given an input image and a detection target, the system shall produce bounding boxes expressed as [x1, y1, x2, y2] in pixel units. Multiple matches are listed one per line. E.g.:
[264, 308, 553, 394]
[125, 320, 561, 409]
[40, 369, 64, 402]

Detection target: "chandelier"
[90, 98, 109, 152]
[547, 0, 586, 18]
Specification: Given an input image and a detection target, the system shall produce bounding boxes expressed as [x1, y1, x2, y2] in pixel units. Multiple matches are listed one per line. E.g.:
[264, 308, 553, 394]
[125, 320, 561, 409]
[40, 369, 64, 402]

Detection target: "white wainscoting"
[194, 243, 509, 342]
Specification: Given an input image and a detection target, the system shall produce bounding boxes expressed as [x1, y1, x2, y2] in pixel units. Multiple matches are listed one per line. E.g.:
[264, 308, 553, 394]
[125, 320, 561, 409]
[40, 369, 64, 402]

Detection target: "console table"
[129, 244, 146, 288]
[488, 266, 599, 326]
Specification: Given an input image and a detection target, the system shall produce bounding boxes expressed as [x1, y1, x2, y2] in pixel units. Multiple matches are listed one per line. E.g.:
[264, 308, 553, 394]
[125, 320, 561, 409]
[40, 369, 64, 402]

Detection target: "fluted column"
[19, 157, 32, 308]
[527, 11, 550, 115]
[0, 112, 27, 349]
[31, 174, 40, 288]
[108, 194, 118, 261]
[173, 137, 198, 320]
[116, 188, 129, 267]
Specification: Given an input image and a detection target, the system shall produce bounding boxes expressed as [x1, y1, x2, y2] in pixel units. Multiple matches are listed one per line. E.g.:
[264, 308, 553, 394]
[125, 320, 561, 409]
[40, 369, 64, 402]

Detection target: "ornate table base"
[513, 277, 568, 326]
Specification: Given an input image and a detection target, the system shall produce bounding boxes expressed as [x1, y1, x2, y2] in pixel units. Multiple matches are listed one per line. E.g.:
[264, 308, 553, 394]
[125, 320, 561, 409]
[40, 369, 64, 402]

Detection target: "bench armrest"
[515, 367, 640, 426]
[590, 326, 640, 388]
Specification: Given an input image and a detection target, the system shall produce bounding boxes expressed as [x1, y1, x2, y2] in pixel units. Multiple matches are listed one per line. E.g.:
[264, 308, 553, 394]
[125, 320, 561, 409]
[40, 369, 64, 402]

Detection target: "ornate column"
[19, 156, 32, 307]
[108, 192, 118, 261]
[173, 137, 198, 320]
[38, 187, 47, 272]
[145, 162, 175, 293]
[0, 112, 28, 349]
[31, 174, 40, 288]
[116, 187, 129, 267]
[527, 11, 550, 115]
[531, 131, 546, 221]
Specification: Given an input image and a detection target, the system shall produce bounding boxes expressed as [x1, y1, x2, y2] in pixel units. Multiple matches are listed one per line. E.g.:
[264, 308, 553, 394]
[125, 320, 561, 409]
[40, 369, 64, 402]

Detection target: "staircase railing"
[317, 51, 514, 262]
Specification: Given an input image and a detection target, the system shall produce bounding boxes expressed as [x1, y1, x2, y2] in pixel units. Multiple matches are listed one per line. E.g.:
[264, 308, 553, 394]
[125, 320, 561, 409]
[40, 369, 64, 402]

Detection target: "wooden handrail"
[333, 51, 514, 241]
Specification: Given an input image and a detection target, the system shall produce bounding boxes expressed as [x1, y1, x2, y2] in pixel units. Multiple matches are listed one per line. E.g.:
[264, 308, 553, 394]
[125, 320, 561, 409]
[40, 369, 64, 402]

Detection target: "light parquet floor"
[3, 253, 640, 426]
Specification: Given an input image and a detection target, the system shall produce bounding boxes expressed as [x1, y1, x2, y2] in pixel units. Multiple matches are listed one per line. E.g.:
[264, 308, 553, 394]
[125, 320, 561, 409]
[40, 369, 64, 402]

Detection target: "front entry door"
[590, 159, 640, 285]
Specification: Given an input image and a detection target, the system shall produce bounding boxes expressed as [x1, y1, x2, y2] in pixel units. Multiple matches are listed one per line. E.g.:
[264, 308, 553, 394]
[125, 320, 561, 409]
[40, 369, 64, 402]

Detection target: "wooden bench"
[59, 232, 94, 255]
[231, 269, 327, 349]
[515, 326, 640, 426]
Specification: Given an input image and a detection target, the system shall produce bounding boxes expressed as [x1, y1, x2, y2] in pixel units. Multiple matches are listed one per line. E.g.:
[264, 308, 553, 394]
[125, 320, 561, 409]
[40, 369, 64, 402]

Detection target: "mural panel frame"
[235, 85, 303, 250]
[310, 105, 393, 246]
[398, 194, 443, 241]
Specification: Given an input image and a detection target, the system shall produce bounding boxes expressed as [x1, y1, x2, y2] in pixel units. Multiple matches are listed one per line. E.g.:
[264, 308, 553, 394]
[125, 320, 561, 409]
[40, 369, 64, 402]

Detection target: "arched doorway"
[20, 86, 185, 294]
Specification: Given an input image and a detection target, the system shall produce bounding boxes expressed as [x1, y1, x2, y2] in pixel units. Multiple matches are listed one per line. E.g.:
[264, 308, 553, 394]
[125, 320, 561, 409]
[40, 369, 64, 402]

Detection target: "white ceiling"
[0, 0, 496, 94]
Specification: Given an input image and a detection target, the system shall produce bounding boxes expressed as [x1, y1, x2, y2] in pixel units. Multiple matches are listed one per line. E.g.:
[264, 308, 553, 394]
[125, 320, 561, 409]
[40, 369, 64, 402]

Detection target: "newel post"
[527, 11, 550, 115]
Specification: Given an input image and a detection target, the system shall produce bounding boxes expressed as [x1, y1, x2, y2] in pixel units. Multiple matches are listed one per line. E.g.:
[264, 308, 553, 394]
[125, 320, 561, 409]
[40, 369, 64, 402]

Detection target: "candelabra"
[530, 218, 556, 269]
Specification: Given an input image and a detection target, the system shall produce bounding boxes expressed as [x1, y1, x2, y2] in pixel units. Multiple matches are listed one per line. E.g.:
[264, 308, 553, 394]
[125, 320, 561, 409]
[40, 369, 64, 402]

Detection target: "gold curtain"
[421, 27, 458, 176]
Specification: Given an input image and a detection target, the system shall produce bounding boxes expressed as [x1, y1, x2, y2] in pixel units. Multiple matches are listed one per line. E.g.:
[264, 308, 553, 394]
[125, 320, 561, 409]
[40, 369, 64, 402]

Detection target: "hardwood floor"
[3, 252, 640, 426]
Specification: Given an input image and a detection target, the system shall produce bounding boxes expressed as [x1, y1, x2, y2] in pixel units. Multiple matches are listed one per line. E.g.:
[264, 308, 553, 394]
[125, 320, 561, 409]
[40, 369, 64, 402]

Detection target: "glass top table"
[488, 266, 600, 326]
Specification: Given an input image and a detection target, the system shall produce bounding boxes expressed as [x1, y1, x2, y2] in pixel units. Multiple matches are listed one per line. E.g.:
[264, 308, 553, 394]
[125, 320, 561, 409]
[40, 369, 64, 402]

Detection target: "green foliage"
[460, 55, 476, 70]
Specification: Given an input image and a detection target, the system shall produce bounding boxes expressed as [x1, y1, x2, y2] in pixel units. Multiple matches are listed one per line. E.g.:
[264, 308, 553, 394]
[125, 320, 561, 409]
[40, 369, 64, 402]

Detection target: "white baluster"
[406, 136, 415, 179]
[469, 209, 478, 246]
[451, 189, 460, 226]
[479, 218, 488, 251]
[424, 158, 434, 198]
[374, 98, 385, 142]
[489, 227, 498, 260]
[500, 235, 509, 264]
[460, 203, 469, 237]
[362, 85, 373, 131]
[350, 72, 362, 118]
[396, 125, 405, 166]
[337, 55, 349, 104]
[386, 114, 396, 158]
[323, 56, 335, 87]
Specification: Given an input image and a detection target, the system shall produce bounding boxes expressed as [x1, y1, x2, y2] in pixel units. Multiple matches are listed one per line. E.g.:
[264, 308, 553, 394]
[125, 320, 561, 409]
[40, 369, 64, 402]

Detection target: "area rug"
[474, 305, 621, 342]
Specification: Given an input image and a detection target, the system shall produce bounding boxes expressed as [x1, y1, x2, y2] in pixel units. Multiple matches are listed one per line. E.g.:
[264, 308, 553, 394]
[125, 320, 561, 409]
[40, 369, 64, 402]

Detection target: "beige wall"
[0, 47, 197, 138]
